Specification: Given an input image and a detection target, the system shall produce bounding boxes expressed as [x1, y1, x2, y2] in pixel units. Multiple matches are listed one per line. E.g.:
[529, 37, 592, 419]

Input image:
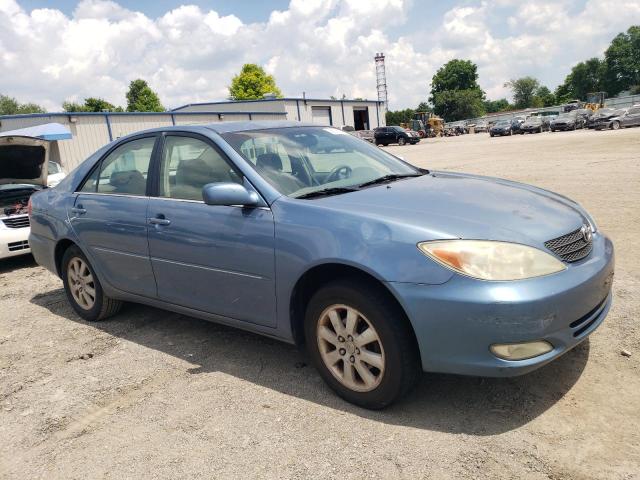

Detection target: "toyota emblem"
[581, 224, 593, 243]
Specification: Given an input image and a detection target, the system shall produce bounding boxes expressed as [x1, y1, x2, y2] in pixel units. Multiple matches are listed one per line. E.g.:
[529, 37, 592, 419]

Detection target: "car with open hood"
[0, 124, 68, 260]
[28, 121, 614, 409]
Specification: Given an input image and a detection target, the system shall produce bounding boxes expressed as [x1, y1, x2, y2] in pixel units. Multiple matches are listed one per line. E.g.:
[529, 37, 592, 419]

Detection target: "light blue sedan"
[28, 121, 614, 408]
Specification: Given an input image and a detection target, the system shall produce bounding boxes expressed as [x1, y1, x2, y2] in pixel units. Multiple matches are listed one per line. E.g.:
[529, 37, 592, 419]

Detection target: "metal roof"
[0, 122, 72, 140]
[171, 97, 383, 111]
[0, 111, 284, 120]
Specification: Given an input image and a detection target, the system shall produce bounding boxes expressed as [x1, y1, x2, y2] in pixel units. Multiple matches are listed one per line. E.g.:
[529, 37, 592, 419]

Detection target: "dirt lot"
[1, 128, 639, 479]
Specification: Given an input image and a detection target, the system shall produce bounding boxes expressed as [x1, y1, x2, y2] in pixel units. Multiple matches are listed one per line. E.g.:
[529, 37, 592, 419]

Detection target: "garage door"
[311, 107, 332, 126]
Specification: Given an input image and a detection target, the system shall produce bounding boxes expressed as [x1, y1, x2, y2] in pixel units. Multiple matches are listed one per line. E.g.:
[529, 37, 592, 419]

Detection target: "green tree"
[62, 101, 88, 112]
[1, 94, 46, 115]
[504, 76, 540, 109]
[385, 108, 415, 126]
[228, 64, 283, 100]
[534, 86, 556, 107]
[556, 58, 604, 101]
[602, 26, 640, 96]
[126, 79, 164, 112]
[429, 59, 485, 121]
[415, 101, 432, 113]
[483, 98, 511, 113]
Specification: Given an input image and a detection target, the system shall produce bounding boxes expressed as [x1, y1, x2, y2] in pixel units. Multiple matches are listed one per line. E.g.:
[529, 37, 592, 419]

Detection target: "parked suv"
[374, 126, 420, 146]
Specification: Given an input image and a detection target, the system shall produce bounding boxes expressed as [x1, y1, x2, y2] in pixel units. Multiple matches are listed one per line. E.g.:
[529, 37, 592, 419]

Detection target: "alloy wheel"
[67, 257, 96, 310]
[316, 304, 385, 392]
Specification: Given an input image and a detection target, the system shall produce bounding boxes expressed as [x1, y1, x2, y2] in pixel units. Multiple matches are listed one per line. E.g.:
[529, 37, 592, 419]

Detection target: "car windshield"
[222, 127, 421, 198]
[495, 121, 509, 126]
[527, 117, 542, 123]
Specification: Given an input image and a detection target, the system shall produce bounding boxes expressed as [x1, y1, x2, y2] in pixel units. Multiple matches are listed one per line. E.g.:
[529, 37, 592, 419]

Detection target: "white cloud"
[0, 0, 639, 111]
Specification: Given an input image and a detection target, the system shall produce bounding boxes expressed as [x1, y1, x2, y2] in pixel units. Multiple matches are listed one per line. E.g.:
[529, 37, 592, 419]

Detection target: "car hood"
[0, 136, 48, 186]
[315, 172, 587, 246]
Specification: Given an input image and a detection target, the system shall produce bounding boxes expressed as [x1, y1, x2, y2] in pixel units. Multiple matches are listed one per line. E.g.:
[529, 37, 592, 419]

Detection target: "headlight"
[417, 240, 566, 281]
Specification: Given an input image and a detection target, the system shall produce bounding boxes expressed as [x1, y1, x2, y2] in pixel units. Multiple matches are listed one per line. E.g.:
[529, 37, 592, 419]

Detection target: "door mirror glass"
[202, 183, 259, 207]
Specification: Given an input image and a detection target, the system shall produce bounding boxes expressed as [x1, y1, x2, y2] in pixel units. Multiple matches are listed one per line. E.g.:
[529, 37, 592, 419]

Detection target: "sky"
[1, 0, 640, 112]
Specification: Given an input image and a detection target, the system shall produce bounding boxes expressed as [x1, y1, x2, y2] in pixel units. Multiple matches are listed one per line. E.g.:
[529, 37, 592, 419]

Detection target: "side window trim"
[76, 134, 159, 195]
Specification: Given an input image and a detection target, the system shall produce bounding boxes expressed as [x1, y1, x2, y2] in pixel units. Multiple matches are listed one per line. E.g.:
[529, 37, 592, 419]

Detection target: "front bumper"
[387, 233, 614, 377]
[0, 226, 31, 259]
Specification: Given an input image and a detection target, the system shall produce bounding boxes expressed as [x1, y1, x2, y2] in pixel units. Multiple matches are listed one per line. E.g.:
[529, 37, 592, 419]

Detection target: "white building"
[172, 97, 385, 131]
[0, 97, 384, 171]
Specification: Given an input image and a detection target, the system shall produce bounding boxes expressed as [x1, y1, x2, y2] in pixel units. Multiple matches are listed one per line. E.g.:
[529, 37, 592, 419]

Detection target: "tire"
[62, 245, 123, 322]
[304, 280, 420, 409]
[538, 127, 543, 133]
[490, 133, 494, 137]
[398, 137, 406, 146]
[611, 121, 620, 130]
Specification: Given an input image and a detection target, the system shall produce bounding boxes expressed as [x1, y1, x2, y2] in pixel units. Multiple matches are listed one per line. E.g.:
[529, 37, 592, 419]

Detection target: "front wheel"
[304, 281, 420, 409]
[611, 121, 620, 130]
[62, 245, 122, 321]
[398, 137, 406, 146]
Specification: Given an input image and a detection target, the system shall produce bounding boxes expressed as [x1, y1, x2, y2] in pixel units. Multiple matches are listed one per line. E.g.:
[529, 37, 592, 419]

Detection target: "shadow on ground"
[0, 254, 36, 274]
[32, 288, 589, 436]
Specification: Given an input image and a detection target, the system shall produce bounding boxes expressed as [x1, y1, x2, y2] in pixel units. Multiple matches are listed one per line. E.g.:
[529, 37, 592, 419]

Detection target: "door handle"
[71, 206, 86, 215]
[148, 216, 171, 226]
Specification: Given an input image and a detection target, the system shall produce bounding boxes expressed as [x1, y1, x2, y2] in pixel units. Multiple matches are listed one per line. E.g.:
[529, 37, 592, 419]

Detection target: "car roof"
[114, 121, 324, 140]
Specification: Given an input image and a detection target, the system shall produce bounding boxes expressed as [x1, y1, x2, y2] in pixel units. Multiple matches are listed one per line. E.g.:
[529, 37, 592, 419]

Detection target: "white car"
[0, 137, 65, 260]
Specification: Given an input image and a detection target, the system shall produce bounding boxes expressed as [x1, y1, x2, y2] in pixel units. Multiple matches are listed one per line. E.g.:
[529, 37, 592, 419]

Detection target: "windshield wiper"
[358, 173, 423, 188]
[294, 187, 359, 199]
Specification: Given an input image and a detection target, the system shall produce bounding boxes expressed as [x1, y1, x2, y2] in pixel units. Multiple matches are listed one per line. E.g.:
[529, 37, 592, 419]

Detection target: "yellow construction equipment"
[584, 92, 606, 112]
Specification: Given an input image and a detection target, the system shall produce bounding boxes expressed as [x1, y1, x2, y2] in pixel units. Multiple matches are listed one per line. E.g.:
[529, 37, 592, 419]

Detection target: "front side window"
[159, 136, 241, 201]
[223, 127, 420, 198]
[80, 137, 155, 195]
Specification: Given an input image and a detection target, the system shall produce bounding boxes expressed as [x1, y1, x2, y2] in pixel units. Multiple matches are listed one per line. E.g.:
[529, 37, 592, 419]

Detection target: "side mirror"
[202, 183, 259, 207]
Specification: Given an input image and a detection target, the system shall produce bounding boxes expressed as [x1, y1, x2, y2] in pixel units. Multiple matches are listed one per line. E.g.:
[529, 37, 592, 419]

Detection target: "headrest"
[256, 153, 283, 171]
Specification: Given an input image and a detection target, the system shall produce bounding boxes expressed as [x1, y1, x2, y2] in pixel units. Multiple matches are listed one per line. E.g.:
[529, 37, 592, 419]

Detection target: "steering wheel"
[325, 165, 353, 183]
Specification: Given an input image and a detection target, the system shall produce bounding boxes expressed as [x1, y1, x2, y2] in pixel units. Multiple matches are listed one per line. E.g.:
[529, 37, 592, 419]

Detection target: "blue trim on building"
[104, 114, 113, 141]
[0, 111, 284, 121]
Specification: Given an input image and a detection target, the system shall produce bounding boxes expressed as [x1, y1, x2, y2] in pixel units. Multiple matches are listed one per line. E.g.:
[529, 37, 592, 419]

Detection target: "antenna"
[374, 52, 388, 107]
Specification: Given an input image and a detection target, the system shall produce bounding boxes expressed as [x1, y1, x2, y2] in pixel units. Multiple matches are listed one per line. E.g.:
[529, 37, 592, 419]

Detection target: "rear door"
[70, 135, 158, 298]
[625, 107, 640, 126]
[146, 133, 277, 327]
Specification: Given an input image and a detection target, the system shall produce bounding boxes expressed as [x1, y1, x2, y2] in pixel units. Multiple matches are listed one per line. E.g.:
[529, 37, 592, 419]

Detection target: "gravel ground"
[1, 127, 639, 479]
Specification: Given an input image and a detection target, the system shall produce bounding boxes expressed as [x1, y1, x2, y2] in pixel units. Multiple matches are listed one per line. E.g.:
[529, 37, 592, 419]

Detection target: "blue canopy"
[0, 122, 72, 141]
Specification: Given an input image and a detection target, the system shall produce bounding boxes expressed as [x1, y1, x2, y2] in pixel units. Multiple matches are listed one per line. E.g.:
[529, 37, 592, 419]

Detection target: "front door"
[70, 135, 157, 298]
[147, 134, 277, 327]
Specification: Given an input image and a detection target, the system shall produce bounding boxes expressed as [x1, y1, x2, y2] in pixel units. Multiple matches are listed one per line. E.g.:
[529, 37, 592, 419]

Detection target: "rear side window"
[79, 137, 155, 195]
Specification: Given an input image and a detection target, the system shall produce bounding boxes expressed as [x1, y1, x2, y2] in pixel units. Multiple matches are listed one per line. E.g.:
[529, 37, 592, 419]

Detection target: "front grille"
[544, 227, 592, 262]
[2, 216, 30, 229]
[7, 240, 29, 252]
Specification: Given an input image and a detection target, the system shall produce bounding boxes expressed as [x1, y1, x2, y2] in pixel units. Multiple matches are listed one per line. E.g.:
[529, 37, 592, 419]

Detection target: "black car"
[489, 120, 512, 137]
[550, 112, 584, 131]
[374, 126, 420, 146]
[520, 116, 547, 134]
[510, 117, 526, 134]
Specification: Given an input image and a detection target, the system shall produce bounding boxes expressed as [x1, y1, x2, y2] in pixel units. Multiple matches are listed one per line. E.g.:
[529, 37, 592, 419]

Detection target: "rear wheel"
[62, 246, 122, 321]
[304, 280, 420, 409]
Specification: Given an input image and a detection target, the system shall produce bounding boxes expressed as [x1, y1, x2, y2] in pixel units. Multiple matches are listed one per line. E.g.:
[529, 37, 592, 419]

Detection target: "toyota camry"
[28, 121, 614, 409]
